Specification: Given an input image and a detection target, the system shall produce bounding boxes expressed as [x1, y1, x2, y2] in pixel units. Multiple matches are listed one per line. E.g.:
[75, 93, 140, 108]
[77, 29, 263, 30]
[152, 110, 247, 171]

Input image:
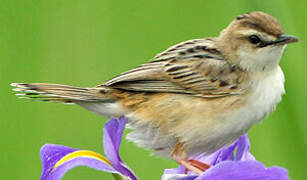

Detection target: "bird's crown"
[234, 11, 284, 37]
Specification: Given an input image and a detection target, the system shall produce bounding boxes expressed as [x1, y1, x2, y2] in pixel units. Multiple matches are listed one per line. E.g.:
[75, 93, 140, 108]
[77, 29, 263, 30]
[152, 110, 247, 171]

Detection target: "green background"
[1, 0, 306, 179]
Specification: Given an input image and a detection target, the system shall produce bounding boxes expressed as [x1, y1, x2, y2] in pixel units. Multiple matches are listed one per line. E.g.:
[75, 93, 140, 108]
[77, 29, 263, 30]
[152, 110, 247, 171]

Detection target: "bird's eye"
[248, 35, 261, 44]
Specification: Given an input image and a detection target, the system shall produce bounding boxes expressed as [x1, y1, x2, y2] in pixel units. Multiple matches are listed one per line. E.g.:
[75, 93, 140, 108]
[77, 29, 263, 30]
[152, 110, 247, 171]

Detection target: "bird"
[11, 11, 299, 174]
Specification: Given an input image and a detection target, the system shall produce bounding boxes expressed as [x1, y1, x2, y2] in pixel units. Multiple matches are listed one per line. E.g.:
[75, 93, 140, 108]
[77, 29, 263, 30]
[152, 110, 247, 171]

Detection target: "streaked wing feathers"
[104, 62, 165, 86]
[108, 80, 192, 94]
[102, 38, 248, 98]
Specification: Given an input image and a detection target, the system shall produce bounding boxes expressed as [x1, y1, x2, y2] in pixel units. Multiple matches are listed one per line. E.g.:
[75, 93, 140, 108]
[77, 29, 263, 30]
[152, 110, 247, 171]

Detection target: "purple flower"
[39, 116, 289, 180]
[40, 117, 138, 180]
[162, 134, 289, 180]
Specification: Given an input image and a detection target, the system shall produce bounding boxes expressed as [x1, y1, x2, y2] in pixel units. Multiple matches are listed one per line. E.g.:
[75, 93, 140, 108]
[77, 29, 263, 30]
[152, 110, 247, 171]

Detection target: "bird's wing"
[102, 38, 249, 98]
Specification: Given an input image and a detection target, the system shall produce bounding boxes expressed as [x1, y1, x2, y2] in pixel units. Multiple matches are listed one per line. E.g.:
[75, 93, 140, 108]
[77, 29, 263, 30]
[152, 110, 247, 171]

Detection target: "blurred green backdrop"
[1, 0, 306, 179]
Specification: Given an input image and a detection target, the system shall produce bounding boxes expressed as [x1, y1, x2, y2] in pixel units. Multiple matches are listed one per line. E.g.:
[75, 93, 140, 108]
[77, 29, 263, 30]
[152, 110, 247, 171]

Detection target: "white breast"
[229, 66, 285, 134]
[248, 66, 285, 121]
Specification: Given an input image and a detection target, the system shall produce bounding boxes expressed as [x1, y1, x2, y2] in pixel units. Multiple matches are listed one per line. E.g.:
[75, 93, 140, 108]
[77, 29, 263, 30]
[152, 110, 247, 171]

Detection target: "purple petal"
[196, 136, 242, 166]
[40, 144, 77, 180]
[214, 146, 233, 164]
[162, 174, 197, 180]
[103, 117, 138, 180]
[193, 151, 221, 166]
[235, 134, 255, 161]
[163, 166, 186, 175]
[185, 141, 238, 168]
[211, 134, 254, 164]
[40, 144, 116, 180]
[196, 160, 289, 180]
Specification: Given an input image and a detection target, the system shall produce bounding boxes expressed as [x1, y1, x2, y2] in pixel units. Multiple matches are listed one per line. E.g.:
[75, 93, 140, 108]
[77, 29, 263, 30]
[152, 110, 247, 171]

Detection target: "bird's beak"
[272, 35, 299, 45]
[260, 35, 299, 47]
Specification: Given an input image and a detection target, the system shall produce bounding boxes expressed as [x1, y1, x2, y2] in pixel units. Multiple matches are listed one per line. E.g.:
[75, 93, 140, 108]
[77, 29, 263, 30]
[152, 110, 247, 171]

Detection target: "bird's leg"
[171, 140, 206, 175]
[187, 159, 210, 172]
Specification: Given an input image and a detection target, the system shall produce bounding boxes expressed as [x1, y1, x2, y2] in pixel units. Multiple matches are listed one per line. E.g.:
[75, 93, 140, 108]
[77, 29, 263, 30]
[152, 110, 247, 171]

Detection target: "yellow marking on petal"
[54, 150, 112, 169]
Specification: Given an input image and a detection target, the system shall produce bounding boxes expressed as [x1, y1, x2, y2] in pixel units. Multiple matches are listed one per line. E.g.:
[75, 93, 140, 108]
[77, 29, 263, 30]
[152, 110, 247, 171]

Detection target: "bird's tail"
[11, 83, 113, 104]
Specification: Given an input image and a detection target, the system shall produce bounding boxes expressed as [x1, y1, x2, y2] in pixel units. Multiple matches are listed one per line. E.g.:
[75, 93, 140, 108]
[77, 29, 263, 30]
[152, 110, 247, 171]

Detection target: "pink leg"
[171, 140, 210, 174]
[185, 159, 210, 174]
[172, 155, 204, 174]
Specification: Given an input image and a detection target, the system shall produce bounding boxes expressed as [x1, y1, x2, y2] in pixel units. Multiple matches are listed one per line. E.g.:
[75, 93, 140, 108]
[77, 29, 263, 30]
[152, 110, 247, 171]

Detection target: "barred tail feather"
[11, 83, 112, 103]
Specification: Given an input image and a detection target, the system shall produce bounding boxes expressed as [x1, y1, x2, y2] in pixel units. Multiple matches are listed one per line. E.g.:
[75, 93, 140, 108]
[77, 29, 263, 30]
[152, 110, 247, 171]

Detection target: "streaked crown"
[235, 11, 284, 37]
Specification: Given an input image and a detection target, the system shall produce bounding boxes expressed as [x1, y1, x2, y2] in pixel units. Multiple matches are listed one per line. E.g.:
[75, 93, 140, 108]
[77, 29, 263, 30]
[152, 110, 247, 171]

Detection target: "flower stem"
[112, 173, 129, 180]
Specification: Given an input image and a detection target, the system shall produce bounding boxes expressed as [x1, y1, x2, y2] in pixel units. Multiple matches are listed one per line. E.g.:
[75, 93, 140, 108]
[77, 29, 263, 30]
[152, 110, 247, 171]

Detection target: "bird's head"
[217, 11, 299, 71]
